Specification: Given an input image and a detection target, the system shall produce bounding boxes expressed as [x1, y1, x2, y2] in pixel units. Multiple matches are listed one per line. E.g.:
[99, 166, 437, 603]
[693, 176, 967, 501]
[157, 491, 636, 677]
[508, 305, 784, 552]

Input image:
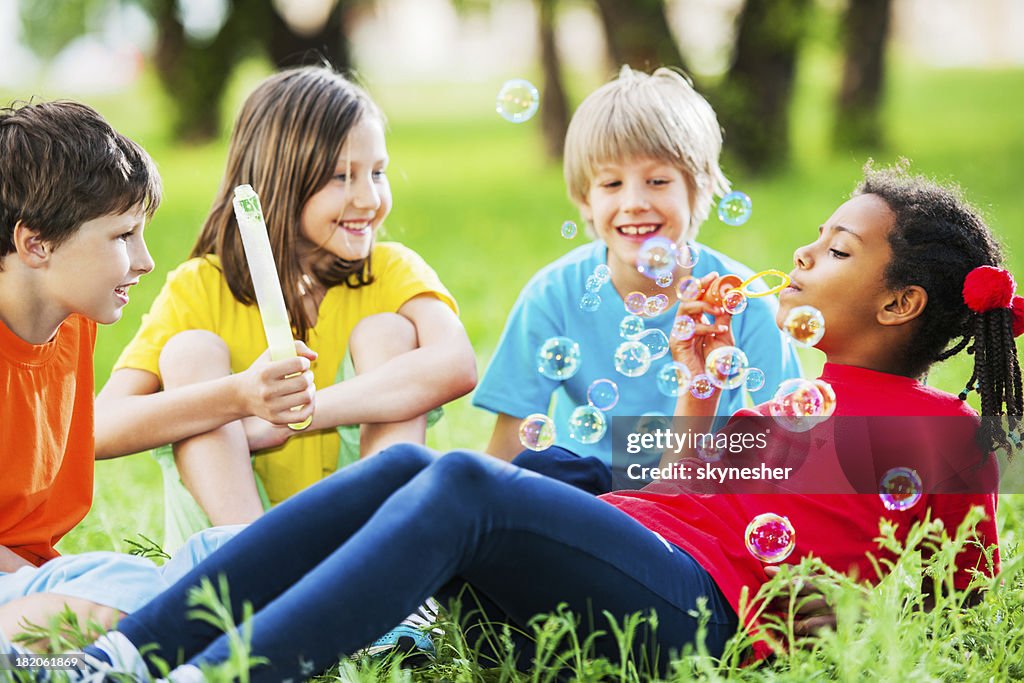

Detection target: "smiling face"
[44, 206, 154, 326]
[298, 116, 391, 265]
[778, 193, 898, 357]
[580, 156, 694, 288]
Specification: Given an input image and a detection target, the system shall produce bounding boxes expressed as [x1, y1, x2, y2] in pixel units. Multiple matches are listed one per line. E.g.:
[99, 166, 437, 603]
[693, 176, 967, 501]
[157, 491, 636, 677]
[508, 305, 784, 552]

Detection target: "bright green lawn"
[5, 52, 1024, 680]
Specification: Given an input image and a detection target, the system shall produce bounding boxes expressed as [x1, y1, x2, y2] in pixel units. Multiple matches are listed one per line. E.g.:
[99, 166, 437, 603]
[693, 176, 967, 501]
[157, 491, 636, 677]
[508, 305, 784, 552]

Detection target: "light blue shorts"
[0, 525, 244, 614]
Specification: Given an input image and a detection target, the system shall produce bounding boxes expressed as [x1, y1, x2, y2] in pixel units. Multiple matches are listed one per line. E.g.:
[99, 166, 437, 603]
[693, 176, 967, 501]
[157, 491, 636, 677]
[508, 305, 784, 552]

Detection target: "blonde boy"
[475, 67, 800, 492]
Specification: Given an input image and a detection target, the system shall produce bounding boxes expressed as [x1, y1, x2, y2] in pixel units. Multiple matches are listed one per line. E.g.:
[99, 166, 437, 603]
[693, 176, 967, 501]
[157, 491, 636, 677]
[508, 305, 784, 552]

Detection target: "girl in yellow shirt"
[95, 66, 477, 545]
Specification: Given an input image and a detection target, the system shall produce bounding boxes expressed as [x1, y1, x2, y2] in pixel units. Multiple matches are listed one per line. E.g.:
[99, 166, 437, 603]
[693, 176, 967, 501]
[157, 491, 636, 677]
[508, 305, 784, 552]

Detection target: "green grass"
[5, 49, 1024, 679]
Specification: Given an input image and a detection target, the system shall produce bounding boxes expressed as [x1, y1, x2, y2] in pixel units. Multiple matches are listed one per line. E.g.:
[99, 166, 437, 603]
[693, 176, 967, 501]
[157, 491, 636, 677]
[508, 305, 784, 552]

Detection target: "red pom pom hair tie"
[1012, 296, 1024, 338]
[963, 265, 1015, 314]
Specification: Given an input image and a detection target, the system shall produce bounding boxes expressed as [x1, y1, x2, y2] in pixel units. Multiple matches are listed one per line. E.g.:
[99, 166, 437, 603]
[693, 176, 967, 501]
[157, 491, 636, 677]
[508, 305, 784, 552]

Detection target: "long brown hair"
[191, 66, 384, 340]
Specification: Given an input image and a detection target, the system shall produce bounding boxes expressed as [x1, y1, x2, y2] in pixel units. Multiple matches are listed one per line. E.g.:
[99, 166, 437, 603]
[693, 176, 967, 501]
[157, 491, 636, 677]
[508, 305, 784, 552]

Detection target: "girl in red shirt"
[30, 167, 1022, 681]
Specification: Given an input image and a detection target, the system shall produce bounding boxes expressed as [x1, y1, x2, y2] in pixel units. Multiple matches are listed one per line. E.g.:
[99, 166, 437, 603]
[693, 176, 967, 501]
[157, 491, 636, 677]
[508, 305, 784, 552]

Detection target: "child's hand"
[237, 340, 317, 425]
[241, 416, 294, 451]
[670, 271, 736, 377]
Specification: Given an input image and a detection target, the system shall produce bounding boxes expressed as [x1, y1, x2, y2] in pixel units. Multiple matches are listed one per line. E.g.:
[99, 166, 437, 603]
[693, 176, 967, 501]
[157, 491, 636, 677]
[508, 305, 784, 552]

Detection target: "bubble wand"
[232, 184, 312, 430]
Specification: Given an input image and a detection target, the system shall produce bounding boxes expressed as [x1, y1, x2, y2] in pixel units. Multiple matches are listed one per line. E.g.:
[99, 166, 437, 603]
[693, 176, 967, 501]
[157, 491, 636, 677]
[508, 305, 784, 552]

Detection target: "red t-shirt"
[601, 363, 999, 650]
[0, 315, 96, 565]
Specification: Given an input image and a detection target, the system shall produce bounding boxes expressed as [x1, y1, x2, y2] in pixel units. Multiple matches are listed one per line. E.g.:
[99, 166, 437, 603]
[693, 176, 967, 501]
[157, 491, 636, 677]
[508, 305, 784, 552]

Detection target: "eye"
[600, 180, 621, 189]
[829, 248, 849, 259]
[649, 178, 670, 186]
[372, 169, 387, 180]
[118, 231, 133, 242]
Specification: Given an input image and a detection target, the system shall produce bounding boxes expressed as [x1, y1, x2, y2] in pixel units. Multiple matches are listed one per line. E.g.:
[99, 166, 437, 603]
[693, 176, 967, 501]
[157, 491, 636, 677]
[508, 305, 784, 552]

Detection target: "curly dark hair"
[854, 162, 1022, 453]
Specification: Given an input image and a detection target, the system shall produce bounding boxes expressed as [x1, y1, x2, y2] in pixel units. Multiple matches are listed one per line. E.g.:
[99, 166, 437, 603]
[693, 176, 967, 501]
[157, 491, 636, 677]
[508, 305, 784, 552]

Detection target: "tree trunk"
[834, 0, 891, 150]
[591, 0, 688, 72]
[152, 0, 245, 142]
[536, 0, 570, 160]
[714, 0, 809, 172]
[268, 0, 352, 71]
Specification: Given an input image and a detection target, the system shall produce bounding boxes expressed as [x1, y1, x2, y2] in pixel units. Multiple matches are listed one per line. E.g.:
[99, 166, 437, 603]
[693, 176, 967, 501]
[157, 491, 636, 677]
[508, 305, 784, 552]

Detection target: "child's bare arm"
[0, 545, 33, 573]
[95, 344, 316, 459]
[486, 413, 527, 461]
[308, 295, 476, 430]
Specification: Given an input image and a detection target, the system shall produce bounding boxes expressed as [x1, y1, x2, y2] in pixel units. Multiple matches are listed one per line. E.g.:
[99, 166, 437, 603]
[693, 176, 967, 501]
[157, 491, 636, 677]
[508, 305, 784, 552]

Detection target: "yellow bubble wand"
[233, 184, 312, 431]
[738, 269, 791, 298]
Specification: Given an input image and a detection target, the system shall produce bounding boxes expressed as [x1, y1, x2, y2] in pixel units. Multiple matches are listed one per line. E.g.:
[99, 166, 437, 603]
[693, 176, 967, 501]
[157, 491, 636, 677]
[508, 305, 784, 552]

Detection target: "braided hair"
[855, 163, 1022, 453]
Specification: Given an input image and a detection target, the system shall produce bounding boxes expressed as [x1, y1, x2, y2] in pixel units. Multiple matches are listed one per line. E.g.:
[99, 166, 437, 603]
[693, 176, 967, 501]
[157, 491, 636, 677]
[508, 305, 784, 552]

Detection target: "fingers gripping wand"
[232, 184, 312, 430]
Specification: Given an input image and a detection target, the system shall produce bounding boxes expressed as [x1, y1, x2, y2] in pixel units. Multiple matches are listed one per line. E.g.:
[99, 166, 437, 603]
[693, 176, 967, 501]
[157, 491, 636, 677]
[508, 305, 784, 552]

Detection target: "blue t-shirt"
[473, 241, 802, 465]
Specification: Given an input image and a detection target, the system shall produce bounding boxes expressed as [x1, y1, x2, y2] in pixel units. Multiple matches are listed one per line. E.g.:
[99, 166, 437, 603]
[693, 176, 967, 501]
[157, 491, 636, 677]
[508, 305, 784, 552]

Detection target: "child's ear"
[12, 221, 52, 268]
[879, 285, 927, 326]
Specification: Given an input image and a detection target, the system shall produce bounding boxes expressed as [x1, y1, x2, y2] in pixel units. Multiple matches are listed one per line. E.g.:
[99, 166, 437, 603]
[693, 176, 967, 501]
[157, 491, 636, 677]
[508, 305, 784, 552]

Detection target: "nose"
[793, 243, 812, 269]
[350, 175, 381, 211]
[133, 237, 155, 275]
[622, 181, 651, 213]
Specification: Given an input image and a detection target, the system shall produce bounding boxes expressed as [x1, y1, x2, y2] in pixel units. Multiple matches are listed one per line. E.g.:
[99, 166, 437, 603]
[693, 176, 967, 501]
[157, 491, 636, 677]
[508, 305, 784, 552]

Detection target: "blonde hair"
[563, 66, 730, 241]
[190, 65, 384, 341]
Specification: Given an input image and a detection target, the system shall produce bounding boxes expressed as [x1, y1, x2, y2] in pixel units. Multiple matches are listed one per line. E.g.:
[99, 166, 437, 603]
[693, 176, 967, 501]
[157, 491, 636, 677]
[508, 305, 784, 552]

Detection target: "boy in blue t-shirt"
[474, 66, 800, 492]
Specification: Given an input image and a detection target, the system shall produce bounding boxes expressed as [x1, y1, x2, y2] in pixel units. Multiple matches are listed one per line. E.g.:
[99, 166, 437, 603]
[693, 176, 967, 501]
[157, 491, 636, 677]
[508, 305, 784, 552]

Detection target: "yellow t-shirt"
[114, 242, 457, 504]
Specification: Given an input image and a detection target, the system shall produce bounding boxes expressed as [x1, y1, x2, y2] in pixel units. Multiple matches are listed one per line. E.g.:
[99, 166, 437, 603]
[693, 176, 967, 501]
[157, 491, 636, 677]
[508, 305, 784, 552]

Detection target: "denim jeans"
[111, 444, 737, 681]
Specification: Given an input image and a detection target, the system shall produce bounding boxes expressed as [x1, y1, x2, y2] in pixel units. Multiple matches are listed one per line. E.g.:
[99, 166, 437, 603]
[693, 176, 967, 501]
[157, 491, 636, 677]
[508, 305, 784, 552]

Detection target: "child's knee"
[350, 313, 418, 369]
[372, 441, 437, 471]
[159, 330, 230, 380]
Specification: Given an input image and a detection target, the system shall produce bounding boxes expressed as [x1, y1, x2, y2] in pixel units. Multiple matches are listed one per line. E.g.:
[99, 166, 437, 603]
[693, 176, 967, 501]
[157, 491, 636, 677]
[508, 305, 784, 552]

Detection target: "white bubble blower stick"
[232, 184, 312, 430]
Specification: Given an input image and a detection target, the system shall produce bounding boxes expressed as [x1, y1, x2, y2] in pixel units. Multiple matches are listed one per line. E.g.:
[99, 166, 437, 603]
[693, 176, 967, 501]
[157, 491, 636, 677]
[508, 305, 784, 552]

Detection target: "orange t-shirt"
[0, 314, 96, 566]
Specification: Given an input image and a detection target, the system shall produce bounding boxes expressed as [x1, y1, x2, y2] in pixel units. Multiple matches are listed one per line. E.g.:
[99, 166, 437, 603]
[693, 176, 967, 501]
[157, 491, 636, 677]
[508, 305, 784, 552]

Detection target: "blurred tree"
[591, 0, 688, 72]
[20, 0, 354, 142]
[536, 0, 569, 160]
[834, 0, 891, 150]
[713, 0, 809, 172]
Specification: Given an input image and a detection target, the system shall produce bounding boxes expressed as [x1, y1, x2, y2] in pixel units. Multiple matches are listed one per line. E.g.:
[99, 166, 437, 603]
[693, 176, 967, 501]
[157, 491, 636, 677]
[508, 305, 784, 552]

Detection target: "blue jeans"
[110, 445, 737, 681]
[512, 446, 613, 495]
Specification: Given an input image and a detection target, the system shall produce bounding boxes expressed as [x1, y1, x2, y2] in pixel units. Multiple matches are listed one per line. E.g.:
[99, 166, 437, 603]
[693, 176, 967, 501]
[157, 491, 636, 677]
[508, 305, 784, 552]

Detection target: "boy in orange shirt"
[0, 101, 307, 642]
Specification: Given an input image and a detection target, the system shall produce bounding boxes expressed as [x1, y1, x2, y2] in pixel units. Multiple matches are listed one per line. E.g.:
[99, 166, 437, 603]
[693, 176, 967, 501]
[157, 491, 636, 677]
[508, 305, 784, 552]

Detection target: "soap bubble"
[722, 289, 748, 315]
[619, 314, 645, 339]
[671, 315, 696, 341]
[636, 237, 677, 280]
[656, 361, 692, 397]
[536, 336, 581, 380]
[656, 272, 674, 288]
[633, 413, 672, 458]
[696, 439, 726, 463]
[769, 378, 827, 432]
[636, 328, 670, 361]
[496, 79, 540, 123]
[579, 292, 601, 312]
[782, 305, 825, 348]
[705, 346, 749, 390]
[718, 191, 753, 226]
[879, 467, 923, 511]
[568, 404, 607, 444]
[812, 379, 837, 417]
[744, 367, 766, 393]
[744, 512, 796, 563]
[689, 373, 715, 399]
[561, 220, 577, 239]
[624, 291, 646, 315]
[593, 264, 611, 283]
[614, 340, 652, 378]
[676, 242, 700, 268]
[518, 414, 555, 451]
[585, 274, 603, 292]
[587, 378, 620, 411]
[676, 276, 702, 301]
[643, 295, 668, 317]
